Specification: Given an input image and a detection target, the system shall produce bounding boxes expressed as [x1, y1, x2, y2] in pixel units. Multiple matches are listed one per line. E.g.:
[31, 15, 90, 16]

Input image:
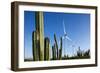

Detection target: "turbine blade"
[65, 35, 72, 41]
[63, 20, 66, 34]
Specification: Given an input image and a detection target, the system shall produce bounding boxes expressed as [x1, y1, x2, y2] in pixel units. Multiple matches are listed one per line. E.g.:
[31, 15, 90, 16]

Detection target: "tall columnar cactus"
[54, 34, 59, 59]
[59, 37, 62, 60]
[44, 37, 50, 60]
[35, 11, 44, 61]
[52, 34, 63, 60]
[33, 11, 63, 61]
[32, 31, 39, 61]
[77, 46, 82, 57]
[52, 44, 57, 60]
[52, 46, 54, 60]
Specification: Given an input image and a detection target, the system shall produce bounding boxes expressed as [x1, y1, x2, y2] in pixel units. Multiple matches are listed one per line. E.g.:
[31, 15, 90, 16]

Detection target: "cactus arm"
[32, 31, 39, 61]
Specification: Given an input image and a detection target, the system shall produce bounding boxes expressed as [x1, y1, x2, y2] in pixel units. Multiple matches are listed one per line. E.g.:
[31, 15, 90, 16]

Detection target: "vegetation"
[25, 32, 90, 61]
[61, 48, 90, 60]
[25, 12, 90, 61]
[51, 34, 62, 60]
[44, 37, 50, 60]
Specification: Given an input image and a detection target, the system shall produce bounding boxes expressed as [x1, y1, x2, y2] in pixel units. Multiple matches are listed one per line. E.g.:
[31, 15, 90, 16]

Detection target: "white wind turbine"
[62, 20, 72, 57]
[62, 21, 79, 56]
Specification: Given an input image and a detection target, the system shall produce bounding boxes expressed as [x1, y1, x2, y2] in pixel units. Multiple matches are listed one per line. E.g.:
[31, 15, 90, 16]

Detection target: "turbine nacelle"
[62, 35, 72, 41]
[62, 20, 72, 41]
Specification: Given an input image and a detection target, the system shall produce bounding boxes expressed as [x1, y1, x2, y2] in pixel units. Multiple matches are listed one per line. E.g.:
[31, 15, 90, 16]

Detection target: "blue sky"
[24, 11, 90, 59]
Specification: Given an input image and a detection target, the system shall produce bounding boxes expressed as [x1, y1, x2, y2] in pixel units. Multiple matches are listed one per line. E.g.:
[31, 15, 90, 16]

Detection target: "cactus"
[44, 37, 50, 60]
[77, 46, 82, 57]
[59, 37, 62, 60]
[32, 11, 63, 61]
[54, 34, 59, 59]
[52, 34, 63, 60]
[52, 44, 57, 60]
[32, 31, 39, 61]
[52, 45, 54, 60]
[35, 11, 44, 61]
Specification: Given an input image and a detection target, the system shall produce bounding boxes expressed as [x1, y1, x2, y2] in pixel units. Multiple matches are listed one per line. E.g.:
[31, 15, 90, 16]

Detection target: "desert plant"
[52, 44, 57, 60]
[44, 37, 50, 60]
[52, 34, 63, 60]
[83, 49, 90, 57]
[32, 31, 39, 61]
[59, 37, 62, 60]
[77, 46, 82, 57]
[54, 34, 59, 59]
[35, 11, 44, 61]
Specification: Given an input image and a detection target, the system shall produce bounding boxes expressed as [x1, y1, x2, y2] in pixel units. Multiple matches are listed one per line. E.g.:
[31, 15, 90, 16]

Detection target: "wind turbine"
[62, 20, 72, 41]
[62, 20, 72, 57]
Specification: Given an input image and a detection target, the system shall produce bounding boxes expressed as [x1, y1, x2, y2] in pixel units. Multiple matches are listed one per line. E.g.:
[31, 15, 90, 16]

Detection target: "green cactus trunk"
[35, 11, 44, 61]
[32, 11, 63, 61]
[44, 37, 50, 60]
[59, 37, 62, 60]
[52, 44, 57, 60]
[54, 34, 59, 59]
[32, 31, 39, 61]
